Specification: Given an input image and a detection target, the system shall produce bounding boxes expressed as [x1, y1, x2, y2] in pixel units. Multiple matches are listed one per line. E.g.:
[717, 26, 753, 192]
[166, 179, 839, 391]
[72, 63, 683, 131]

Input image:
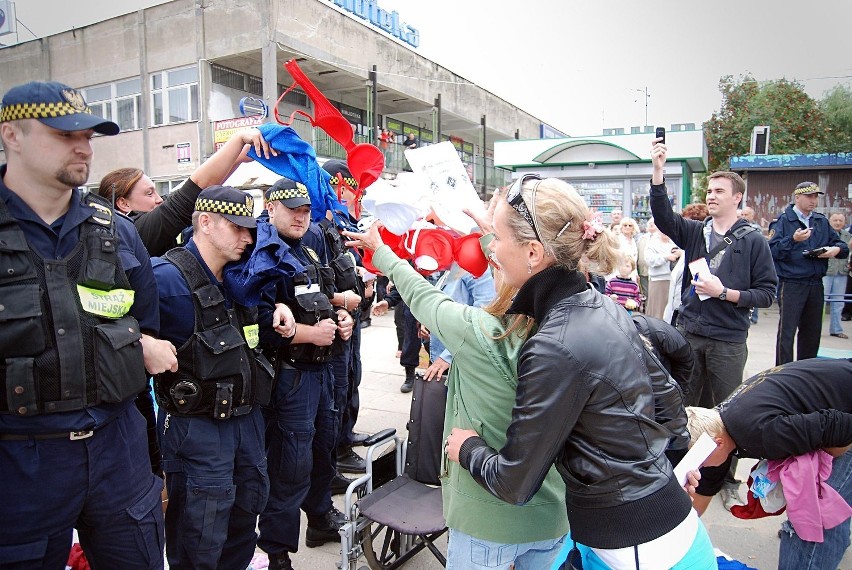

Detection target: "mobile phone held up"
[655, 127, 666, 144]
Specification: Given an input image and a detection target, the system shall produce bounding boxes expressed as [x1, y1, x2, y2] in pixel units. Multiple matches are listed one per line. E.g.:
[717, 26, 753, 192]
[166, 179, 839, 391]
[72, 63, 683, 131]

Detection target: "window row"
[83, 65, 199, 131]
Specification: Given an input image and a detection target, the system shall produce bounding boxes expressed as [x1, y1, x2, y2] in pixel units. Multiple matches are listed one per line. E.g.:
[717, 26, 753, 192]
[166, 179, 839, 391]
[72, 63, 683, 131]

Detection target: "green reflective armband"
[243, 324, 259, 349]
[76, 285, 135, 319]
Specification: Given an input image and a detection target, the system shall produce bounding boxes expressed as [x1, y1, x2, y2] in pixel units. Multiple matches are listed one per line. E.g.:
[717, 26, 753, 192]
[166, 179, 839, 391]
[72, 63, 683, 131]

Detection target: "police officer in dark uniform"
[0, 81, 168, 568]
[320, 160, 371, 480]
[152, 185, 288, 569]
[769, 181, 849, 364]
[256, 177, 354, 570]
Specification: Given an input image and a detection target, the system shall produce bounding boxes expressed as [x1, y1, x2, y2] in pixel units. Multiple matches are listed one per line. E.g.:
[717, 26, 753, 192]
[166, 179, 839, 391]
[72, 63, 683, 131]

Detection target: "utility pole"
[635, 86, 650, 126]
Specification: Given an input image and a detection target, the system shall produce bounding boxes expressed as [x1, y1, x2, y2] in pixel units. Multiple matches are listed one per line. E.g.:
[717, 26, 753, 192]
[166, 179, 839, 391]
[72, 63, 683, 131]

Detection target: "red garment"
[730, 463, 786, 520]
[767, 451, 852, 542]
[67, 543, 91, 570]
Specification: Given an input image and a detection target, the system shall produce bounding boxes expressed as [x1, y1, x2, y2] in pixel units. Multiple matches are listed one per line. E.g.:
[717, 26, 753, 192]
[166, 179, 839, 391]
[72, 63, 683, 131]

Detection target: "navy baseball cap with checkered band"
[0, 81, 120, 135]
[195, 185, 257, 228]
[264, 177, 311, 209]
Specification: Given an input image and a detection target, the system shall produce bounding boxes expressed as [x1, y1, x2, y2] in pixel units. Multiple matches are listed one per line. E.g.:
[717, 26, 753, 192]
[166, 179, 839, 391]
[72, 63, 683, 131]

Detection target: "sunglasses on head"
[506, 174, 544, 243]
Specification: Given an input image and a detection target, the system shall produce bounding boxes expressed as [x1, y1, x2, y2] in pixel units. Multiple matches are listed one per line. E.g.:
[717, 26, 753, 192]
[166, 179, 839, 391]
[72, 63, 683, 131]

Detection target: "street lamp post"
[635, 86, 650, 127]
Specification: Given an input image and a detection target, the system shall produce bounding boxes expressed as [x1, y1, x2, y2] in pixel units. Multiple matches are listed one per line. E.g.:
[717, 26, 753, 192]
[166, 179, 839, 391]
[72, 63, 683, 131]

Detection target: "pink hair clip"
[582, 213, 604, 240]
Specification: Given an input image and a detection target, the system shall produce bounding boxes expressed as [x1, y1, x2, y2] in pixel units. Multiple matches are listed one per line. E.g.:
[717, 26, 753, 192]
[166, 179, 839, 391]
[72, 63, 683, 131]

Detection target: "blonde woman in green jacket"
[345, 225, 568, 570]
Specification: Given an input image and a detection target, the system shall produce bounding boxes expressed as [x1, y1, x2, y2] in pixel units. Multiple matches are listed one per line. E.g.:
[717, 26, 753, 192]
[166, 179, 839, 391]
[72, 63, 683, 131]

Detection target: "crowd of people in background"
[2, 79, 851, 570]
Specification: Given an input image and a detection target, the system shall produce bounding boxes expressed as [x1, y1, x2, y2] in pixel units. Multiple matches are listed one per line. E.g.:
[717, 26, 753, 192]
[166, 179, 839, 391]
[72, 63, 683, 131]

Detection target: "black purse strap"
[680, 224, 759, 294]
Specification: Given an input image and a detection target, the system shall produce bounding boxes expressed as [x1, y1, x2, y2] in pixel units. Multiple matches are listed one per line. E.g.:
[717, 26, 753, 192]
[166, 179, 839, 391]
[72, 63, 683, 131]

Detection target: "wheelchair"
[338, 375, 448, 569]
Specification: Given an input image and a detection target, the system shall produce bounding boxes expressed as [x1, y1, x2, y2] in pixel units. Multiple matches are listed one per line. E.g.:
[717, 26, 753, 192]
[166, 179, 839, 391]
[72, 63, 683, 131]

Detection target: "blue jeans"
[159, 407, 269, 570]
[447, 528, 566, 569]
[0, 404, 164, 570]
[778, 451, 852, 570]
[258, 363, 337, 555]
[823, 274, 848, 335]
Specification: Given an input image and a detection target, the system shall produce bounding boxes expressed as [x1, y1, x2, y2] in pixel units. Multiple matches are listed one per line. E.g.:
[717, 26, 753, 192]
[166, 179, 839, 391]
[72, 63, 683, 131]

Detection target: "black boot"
[336, 447, 367, 473]
[269, 551, 294, 570]
[400, 366, 415, 393]
[331, 470, 356, 495]
[305, 506, 346, 548]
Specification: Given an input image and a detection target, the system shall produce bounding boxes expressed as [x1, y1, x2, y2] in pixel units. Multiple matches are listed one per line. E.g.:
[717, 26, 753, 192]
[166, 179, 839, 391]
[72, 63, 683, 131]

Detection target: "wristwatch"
[719, 287, 728, 301]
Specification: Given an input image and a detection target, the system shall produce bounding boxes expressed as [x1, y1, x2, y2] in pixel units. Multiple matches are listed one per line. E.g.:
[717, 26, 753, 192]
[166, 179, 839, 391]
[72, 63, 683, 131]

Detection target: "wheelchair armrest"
[362, 428, 396, 447]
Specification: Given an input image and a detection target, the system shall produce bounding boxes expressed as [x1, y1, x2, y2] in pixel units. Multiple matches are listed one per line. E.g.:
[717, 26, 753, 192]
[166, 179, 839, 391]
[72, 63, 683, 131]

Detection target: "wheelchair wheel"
[361, 522, 404, 570]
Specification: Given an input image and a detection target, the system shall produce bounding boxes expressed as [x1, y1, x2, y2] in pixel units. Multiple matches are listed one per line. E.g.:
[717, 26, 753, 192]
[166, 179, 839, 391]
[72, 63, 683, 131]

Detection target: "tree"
[703, 75, 830, 173]
[820, 85, 852, 153]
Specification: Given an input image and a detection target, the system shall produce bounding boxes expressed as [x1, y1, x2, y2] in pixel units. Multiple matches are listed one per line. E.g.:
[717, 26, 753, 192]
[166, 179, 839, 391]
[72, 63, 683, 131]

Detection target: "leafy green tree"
[820, 85, 852, 153]
[703, 75, 830, 172]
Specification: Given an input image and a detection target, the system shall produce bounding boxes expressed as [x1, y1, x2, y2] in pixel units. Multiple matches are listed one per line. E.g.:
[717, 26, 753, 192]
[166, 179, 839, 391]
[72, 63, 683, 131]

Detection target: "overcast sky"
[7, 0, 852, 137]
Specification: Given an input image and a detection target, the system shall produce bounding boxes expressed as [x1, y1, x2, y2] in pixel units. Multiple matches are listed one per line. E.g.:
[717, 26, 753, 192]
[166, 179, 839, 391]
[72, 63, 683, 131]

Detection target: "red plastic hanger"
[276, 60, 385, 190]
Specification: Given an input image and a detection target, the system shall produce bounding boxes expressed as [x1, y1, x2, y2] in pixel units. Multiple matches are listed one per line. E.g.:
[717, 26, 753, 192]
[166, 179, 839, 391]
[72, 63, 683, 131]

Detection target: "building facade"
[0, 0, 557, 194]
[730, 153, 852, 230]
[494, 126, 707, 224]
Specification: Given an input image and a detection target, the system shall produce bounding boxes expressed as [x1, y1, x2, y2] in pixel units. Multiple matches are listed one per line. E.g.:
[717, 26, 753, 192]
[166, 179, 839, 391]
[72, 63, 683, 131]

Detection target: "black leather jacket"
[460, 267, 692, 549]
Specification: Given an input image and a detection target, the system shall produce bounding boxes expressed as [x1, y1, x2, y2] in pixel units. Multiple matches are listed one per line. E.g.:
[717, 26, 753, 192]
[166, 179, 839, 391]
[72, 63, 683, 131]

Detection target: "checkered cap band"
[328, 174, 358, 189]
[195, 196, 253, 217]
[0, 101, 93, 123]
[267, 182, 308, 203]
[794, 183, 821, 195]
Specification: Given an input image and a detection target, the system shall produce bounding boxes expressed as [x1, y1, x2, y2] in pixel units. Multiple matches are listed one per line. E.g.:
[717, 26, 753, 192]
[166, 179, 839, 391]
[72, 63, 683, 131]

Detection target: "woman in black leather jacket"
[446, 176, 716, 570]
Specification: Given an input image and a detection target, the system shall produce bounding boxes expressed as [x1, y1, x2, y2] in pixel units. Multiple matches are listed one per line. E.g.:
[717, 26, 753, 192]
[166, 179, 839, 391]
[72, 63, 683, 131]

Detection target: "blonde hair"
[685, 406, 724, 447]
[483, 276, 534, 340]
[505, 177, 621, 275]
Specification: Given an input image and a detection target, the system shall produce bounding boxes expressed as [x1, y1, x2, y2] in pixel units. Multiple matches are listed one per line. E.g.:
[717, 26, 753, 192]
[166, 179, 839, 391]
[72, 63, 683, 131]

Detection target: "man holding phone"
[769, 182, 849, 364]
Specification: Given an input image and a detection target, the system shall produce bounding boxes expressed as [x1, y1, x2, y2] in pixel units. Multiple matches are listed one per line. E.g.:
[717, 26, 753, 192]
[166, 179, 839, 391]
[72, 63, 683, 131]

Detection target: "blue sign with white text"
[329, 0, 420, 48]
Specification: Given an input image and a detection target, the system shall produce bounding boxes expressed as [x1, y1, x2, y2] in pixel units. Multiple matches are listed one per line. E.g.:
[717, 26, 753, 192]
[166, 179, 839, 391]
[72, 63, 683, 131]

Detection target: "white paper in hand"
[403, 141, 486, 234]
[687, 258, 712, 301]
[673, 432, 717, 487]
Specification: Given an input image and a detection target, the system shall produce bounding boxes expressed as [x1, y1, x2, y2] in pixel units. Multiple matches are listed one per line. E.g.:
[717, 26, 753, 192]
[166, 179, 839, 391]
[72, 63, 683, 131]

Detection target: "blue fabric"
[553, 520, 717, 569]
[778, 450, 852, 570]
[0, 405, 164, 569]
[247, 124, 348, 224]
[159, 407, 268, 570]
[223, 219, 306, 307]
[447, 528, 566, 570]
[824, 274, 848, 334]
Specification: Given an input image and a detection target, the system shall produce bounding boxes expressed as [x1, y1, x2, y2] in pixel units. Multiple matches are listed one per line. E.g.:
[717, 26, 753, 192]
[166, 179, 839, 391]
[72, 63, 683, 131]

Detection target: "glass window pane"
[116, 97, 136, 130]
[116, 78, 141, 97]
[86, 85, 111, 102]
[168, 66, 198, 86]
[152, 73, 162, 90]
[89, 102, 107, 119]
[168, 88, 189, 123]
[153, 92, 163, 125]
[190, 84, 198, 121]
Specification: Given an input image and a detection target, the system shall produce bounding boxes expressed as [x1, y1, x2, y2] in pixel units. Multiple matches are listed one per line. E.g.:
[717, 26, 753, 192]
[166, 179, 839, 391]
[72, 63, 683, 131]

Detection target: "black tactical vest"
[0, 193, 146, 415]
[154, 247, 273, 419]
[280, 243, 339, 364]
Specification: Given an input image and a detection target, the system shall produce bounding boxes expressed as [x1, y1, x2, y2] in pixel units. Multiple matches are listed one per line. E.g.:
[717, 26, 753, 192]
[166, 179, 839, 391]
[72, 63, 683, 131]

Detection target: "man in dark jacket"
[686, 358, 852, 570]
[649, 142, 777, 409]
[769, 182, 849, 364]
[650, 139, 778, 511]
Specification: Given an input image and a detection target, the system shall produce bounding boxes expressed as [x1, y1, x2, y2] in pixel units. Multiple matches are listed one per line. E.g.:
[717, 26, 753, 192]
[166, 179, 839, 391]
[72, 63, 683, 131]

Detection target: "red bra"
[361, 227, 488, 278]
[275, 60, 385, 191]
